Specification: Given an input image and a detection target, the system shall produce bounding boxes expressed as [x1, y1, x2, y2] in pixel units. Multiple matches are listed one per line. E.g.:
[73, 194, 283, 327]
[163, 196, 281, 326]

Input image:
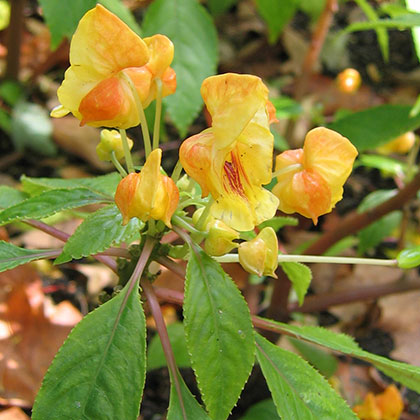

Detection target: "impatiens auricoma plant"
[1, 4, 420, 420]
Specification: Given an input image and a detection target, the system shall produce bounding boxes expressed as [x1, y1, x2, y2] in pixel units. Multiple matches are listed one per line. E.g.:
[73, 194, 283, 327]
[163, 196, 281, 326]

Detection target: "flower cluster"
[53, 5, 359, 277]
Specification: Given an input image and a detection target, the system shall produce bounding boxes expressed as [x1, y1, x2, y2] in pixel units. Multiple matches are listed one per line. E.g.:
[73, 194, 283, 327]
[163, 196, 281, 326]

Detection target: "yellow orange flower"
[115, 148, 179, 227]
[179, 73, 279, 231]
[51, 5, 176, 129]
[353, 385, 404, 420]
[96, 129, 133, 162]
[336, 68, 362, 94]
[238, 227, 278, 277]
[272, 127, 358, 224]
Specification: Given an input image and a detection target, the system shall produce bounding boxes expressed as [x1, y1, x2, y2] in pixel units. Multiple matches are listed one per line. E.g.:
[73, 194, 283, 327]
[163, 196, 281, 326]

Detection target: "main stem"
[119, 129, 135, 174]
[141, 279, 187, 419]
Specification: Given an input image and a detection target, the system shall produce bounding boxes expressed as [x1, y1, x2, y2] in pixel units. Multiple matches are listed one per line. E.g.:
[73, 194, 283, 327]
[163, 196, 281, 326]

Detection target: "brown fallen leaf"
[0, 407, 30, 420]
[0, 265, 82, 407]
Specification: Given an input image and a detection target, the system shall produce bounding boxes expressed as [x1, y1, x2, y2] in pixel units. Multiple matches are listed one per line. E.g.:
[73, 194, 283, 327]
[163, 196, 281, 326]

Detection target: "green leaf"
[299, 0, 326, 21]
[0, 241, 58, 273]
[258, 216, 298, 232]
[271, 96, 303, 119]
[167, 371, 210, 420]
[323, 236, 358, 257]
[11, 101, 56, 156]
[357, 154, 406, 177]
[344, 13, 420, 32]
[147, 322, 191, 370]
[0, 107, 11, 133]
[357, 190, 401, 254]
[143, 0, 218, 136]
[0, 80, 24, 106]
[207, 0, 238, 16]
[354, 0, 389, 61]
[255, 0, 298, 44]
[280, 261, 312, 306]
[184, 249, 255, 420]
[39, 0, 141, 50]
[32, 279, 147, 419]
[255, 317, 420, 393]
[288, 337, 338, 378]
[0, 186, 28, 208]
[397, 245, 420, 268]
[21, 173, 120, 197]
[241, 399, 280, 420]
[255, 333, 357, 420]
[55, 205, 142, 264]
[0, 188, 110, 226]
[328, 104, 420, 152]
[406, 0, 420, 62]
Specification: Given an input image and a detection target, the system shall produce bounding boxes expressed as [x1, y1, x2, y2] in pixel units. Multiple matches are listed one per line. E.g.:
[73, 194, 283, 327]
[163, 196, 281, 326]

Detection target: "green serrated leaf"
[55, 205, 142, 264]
[328, 105, 420, 152]
[288, 337, 338, 379]
[0, 186, 28, 208]
[397, 245, 420, 268]
[167, 371, 210, 420]
[147, 322, 191, 370]
[255, 0, 298, 44]
[241, 399, 280, 420]
[255, 318, 420, 393]
[258, 216, 298, 232]
[256, 333, 358, 420]
[32, 279, 147, 419]
[21, 172, 120, 197]
[39, 0, 141, 50]
[0, 241, 58, 273]
[11, 101, 56, 156]
[207, 0, 238, 16]
[0, 188, 111, 226]
[143, 0, 218, 135]
[280, 261, 312, 306]
[184, 249, 255, 420]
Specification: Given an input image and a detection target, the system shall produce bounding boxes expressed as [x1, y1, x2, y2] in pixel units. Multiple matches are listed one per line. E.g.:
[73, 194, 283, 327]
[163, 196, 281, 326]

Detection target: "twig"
[294, 0, 338, 99]
[5, 0, 25, 80]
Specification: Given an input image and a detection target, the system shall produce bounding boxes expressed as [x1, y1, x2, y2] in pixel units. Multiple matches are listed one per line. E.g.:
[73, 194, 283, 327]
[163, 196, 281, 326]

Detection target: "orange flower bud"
[115, 149, 179, 227]
[336, 68, 362, 94]
[238, 227, 278, 278]
[377, 131, 416, 154]
[96, 129, 133, 162]
[272, 127, 358, 224]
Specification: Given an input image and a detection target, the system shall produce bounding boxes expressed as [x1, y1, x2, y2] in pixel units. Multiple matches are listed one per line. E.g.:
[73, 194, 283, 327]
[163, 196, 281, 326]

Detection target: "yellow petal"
[201, 73, 268, 149]
[57, 4, 149, 124]
[375, 385, 404, 420]
[50, 104, 70, 118]
[144, 34, 174, 78]
[304, 127, 358, 206]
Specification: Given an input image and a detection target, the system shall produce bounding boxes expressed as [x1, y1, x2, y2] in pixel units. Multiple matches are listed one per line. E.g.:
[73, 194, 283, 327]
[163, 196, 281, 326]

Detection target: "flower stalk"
[119, 129, 135, 173]
[152, 78, 163, 151]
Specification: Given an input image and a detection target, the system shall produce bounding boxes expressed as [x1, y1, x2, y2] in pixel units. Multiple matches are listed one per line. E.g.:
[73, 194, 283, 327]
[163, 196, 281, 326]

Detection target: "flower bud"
[205, 220, 239, 256]
[376, 131, 415, 154]
[238, 227, 278, 278]
[336, 68, 361, 94]
[96, 129, 133, 162]
[115, 148, 179, 227]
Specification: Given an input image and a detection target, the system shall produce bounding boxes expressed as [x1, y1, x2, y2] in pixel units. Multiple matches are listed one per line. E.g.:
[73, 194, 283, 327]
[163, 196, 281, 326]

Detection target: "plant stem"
[141, 279, 187, 419]
[119, 129, 135, 174]
[5, 0, 25, 80]
[195, 197, 213, 231]
[215, 253, 397, 267]
[172, 215, 205, 236]
[120, 72, 152, 158]
[155, 255, 186, 280]
[110, 151, 127, 177]
[152, 79, 163, 151]
[171, 160, 183, 183]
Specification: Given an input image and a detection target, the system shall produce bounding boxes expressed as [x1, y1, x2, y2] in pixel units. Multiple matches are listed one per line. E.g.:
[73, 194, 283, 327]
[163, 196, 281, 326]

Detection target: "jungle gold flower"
[114, 148, 179, 227]
[51, 5, 176, 129]
[272, 127, 358, 224]
[96, 129, 133, 162]
[179, 73, 279, 232]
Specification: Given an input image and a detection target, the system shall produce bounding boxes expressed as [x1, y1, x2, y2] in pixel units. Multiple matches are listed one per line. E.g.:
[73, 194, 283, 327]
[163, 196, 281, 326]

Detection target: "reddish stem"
[5, 0, 25, 80]
[141, 280, 187, 419]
